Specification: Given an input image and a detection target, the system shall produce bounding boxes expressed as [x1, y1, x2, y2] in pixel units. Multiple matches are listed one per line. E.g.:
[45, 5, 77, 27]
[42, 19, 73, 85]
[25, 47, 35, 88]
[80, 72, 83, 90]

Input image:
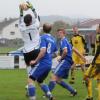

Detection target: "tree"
[51, 20, 71, 35]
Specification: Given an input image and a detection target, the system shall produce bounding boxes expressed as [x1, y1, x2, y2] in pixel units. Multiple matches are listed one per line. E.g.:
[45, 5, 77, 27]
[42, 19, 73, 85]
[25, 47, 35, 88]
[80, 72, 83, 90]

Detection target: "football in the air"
[20, 3, 29, 11]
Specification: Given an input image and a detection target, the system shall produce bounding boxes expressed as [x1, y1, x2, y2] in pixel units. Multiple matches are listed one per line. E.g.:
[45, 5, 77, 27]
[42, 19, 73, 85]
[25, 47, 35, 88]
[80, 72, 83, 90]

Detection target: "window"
[15, 24, 18, 28]
[10, 31, 15, 35]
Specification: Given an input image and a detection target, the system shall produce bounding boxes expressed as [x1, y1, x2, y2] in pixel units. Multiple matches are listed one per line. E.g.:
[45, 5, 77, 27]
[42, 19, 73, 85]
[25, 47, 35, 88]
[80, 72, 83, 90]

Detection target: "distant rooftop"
[0, 18, 18, 33]
[79, 19, 100, 28]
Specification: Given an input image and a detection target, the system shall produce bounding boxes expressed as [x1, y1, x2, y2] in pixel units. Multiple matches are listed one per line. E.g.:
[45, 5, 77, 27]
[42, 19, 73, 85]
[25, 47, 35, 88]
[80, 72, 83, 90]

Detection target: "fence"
[0, 55, 94, 69]
[0, 55, 26, 69]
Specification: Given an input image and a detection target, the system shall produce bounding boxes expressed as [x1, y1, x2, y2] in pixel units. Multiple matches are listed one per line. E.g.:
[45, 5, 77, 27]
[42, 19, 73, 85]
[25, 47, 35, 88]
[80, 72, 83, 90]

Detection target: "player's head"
[24, 14, 32, 26]
[96, 24, 100, 34]
[73, 26, 79, 35]
[56, 28, 66, 39]
[43, 23, 52, 33]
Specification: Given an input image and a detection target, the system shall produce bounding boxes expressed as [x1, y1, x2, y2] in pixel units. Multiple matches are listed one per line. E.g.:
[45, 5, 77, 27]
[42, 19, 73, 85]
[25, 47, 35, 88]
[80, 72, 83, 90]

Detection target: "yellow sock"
[71, 69, 75, 80]
[86, 79, 92, 98]
[97, 80, 100, 100]
[81, 64, 85, 73]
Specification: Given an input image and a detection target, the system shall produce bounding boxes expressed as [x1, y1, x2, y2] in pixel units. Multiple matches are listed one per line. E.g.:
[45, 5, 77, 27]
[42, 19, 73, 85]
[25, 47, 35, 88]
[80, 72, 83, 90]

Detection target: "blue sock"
[48, 81, 56, 92]
[28, 84, 36, 97]
[41, 84, 50, 93]
[58, 81, 75, 93]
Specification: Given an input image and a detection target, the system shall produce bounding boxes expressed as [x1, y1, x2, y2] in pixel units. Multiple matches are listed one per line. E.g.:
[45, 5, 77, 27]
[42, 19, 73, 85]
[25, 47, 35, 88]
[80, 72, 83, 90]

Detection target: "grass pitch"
[0, 47, 18, 55]
[0, 69, 97, 100]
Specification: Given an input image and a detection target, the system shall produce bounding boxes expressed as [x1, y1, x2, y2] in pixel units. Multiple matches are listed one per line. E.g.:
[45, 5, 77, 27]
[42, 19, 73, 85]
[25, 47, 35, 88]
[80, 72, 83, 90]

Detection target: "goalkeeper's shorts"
[84, 64, 100, 80]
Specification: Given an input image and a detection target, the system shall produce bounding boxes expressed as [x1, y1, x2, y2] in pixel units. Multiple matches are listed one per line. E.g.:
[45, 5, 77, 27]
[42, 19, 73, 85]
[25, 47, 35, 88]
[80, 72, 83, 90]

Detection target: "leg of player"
[81, 64, 85, 72]
[81, 64, 86, 84]
[85, 78, 93, 100]
[27, 78, 36, 100]
[25, 66, 31, 97]
[48, 74, 57, 92]
[69, 64, 76, 84]
[48, 74, 77, 96]
[39, 83, 53, 100]
[97, 79, 100, 100]
[56, 78, 77, 96]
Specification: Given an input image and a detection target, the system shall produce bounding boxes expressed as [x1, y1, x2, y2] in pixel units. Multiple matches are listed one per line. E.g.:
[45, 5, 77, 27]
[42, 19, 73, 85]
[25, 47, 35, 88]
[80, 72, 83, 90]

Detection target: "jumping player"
[19, 2, 40, 69]
[27, 23, 58, 100]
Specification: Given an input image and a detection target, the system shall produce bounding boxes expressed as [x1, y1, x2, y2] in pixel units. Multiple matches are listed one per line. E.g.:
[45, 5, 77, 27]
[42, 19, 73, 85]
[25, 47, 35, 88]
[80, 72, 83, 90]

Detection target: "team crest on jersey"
[74, 40, 78, 44]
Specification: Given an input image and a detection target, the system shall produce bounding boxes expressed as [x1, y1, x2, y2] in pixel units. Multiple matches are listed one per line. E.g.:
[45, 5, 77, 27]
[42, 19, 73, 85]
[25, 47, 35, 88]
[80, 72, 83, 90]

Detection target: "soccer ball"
[20, 3, 29, 11]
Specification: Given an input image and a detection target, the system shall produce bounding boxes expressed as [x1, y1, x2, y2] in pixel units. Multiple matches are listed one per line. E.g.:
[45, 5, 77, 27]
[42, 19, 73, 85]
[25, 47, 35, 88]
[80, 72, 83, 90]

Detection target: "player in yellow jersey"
[69, 26, 87, 84]
[84, 24, 100, 100]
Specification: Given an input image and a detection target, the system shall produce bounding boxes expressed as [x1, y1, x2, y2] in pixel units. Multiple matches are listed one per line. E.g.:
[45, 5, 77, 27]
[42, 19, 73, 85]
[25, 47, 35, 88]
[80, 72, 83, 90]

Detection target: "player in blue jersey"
[48, 28, 86, 97]
[27, 23, 57, 100]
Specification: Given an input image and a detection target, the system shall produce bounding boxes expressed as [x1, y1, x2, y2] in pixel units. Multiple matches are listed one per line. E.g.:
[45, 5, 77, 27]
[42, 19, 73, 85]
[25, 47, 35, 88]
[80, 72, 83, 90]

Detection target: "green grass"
[0, 69, 98, 100]
[0, 47, 18, 55]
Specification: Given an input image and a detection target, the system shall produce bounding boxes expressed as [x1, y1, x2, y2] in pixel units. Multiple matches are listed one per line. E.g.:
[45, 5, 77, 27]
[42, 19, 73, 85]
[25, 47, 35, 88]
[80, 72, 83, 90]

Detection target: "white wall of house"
[2, 20, 22, 39]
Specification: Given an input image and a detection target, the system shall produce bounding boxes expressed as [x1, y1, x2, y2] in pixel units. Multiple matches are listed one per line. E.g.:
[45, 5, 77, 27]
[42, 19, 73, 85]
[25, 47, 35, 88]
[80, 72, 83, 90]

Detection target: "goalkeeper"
[19, 2, 40, 69]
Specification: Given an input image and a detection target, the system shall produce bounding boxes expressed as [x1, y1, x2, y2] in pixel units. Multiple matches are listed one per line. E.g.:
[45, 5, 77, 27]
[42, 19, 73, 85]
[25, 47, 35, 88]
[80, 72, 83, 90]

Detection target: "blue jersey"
[39, 34, 58, 66]
[60, 37, 72, 61]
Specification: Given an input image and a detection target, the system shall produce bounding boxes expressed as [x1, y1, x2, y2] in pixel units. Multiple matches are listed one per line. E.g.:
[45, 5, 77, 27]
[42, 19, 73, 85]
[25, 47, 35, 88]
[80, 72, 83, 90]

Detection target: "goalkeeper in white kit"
[19, 2, 40, 68]
[19, 2, 40, 99]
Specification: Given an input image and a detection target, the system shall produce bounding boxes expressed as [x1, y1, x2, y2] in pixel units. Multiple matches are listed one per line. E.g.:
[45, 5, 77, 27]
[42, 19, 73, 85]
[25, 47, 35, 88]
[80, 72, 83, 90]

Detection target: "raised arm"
[27, 2, 40, 20]
[72, 47, 86, 63]
[19, 4, 25, 31]
[26, 1, 40, 28]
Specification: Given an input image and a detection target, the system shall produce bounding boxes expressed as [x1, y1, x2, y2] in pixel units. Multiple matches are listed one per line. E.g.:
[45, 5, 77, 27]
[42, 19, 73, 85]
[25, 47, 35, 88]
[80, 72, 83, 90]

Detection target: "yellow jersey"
[71, 34, 85, 53]
[71, 34, 86, 64]
[95, 33, 100, 64]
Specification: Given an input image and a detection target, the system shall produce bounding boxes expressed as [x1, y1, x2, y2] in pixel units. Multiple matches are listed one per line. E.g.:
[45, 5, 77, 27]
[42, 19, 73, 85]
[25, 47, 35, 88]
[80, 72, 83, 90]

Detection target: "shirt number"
[47, 43, 51, 53]
[28, 33, 32, 40]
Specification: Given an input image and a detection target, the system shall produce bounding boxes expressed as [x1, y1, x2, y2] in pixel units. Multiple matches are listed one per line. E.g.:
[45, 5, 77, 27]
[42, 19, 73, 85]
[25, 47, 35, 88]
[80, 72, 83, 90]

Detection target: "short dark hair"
[99, 24, 100, 29]
[24, 14, 32, 26]
[57, 28, 66, 34]
[43, 23, 52, 33]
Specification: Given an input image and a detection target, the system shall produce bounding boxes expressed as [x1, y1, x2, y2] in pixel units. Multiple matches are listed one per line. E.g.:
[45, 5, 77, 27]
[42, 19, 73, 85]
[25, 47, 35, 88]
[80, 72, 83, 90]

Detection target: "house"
[79, 19, 100, 28]
[2, 20, 22, 39]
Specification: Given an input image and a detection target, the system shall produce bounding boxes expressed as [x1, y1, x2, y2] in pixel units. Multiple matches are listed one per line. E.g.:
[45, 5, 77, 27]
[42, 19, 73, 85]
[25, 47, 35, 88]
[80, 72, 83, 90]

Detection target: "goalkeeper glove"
[26, 1, 35, 11]
[19, 6, 23, 16]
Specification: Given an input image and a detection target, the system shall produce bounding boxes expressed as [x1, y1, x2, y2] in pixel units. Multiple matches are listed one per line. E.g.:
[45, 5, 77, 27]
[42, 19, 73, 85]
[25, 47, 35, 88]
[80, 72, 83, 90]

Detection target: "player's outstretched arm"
[73, 47, 86, 63]
[26, 1, 40, 28]
[19, 4, 24, 29]
[19, 4, 23, 17]
[26, 1, 38, 18]
[59, 48, 67, 61]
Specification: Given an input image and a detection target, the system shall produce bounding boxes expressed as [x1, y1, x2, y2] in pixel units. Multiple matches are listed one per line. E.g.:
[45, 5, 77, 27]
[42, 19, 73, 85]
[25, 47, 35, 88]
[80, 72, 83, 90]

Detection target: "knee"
[56, 77, 62, 83]
[28, 77, 34, 85]
[50, 74, 62, 83]
[83, 75, 89, 81]
[50, 74, 57, 81]
[84, 77, 91, 86]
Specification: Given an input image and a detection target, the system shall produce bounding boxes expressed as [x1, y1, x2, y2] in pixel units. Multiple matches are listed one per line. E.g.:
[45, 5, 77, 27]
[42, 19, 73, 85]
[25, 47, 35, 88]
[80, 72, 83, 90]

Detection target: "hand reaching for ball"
[19, 2, 29, 11]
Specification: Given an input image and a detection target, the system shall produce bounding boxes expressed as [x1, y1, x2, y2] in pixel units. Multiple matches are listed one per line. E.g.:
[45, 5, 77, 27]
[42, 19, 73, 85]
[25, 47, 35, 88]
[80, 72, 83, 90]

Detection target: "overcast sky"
[0, 0, 100, 18]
